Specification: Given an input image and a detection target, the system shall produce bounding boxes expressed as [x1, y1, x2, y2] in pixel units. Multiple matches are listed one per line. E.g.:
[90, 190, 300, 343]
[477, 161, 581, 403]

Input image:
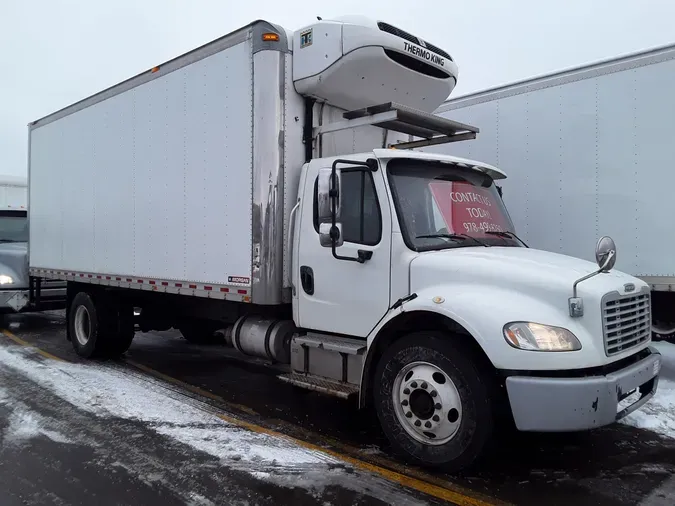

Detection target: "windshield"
[0, 211, 28, 243]
[387, 159, 520, 251]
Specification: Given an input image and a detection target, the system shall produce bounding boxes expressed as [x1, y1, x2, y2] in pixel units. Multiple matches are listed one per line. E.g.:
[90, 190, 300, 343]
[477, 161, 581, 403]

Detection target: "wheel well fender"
[358, 309, 496, 408]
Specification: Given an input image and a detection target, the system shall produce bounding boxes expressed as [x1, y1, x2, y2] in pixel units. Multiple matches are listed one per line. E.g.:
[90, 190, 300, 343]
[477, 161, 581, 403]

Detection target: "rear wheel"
[374, 332, 495, 471]
[69, 290, 135, 358]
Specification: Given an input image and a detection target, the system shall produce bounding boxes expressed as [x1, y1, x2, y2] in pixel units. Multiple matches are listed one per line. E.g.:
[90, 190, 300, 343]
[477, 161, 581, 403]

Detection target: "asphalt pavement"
[1, 311, 675, 506]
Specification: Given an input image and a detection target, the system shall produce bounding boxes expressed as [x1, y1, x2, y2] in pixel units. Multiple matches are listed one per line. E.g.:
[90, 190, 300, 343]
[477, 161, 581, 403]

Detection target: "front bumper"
[0, 286, 67, 313]
[505, 347, 662, 432]
[0, 289, 30, 312]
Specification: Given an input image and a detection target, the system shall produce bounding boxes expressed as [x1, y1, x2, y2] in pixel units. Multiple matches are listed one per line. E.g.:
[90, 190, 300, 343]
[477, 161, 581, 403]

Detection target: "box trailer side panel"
[29, 38, 254, 288]
[433, 44, 675, 278]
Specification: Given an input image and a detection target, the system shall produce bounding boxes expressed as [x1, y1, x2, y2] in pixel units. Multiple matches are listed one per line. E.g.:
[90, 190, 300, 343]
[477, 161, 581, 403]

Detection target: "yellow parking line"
[1, 329, 65, 362]
[129, 359, 504, 506]
[2, 332, 503, 506]
[218, 411, 499, 506]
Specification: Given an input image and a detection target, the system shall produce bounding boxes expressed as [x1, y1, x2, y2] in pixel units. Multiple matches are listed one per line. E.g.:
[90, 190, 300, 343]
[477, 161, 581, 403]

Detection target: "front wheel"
[374, 332, 495, 471]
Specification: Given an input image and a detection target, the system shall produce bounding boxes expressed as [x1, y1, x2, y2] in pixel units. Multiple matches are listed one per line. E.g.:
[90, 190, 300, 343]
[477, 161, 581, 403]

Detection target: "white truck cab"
[289, 145, 660, 469]
[28, 15, 661, 471]
[0, 175, 65, 314]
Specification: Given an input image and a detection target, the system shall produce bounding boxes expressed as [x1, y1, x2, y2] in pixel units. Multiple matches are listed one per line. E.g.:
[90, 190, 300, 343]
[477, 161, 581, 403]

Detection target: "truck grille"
[602, 290, 651, 356]
[376, 22, 453, 61]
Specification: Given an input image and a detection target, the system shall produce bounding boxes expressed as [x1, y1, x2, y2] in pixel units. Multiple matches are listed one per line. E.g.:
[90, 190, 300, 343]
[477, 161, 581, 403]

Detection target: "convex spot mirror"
[595, 235, 616, 272]
[317, 167, 343, 247]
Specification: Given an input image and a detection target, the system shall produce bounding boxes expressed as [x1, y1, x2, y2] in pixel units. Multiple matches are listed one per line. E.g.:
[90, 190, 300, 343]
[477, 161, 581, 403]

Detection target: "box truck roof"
[28, 19, 289, 129]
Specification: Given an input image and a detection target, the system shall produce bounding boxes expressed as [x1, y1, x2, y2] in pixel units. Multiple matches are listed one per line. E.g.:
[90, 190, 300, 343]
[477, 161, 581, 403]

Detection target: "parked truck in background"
[434, 42, 675, 343]
[27, 16, 662, 470]
[0, 175, 65, 314]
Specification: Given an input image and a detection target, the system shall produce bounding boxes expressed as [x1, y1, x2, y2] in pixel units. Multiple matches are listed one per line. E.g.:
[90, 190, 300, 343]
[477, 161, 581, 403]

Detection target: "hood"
[410, 246, 644, 299]
[0, 241, 28, 288]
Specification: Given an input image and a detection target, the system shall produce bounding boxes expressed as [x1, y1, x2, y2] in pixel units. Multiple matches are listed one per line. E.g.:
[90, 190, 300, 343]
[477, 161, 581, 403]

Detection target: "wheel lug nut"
[432, 415, 440, 422]
[403, 388, 410, 395]
[431, 390, 438, 398]
[435, 403, 442, 410]
[414, 420, 421, 427]
[405, 411, 412, 418]
[401, 400, 408, 407]
[421, 382, 428, 389]
[411, 381, 418, 388]
[425, 421, 432, 428]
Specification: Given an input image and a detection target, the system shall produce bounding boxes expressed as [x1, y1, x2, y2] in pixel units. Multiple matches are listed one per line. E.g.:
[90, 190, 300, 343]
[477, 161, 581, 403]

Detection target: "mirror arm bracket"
[328, 158, 379, 263]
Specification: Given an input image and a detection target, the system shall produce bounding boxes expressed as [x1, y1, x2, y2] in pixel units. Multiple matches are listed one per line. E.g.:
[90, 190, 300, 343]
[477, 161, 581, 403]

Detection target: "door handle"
[300, 266, 314, 295]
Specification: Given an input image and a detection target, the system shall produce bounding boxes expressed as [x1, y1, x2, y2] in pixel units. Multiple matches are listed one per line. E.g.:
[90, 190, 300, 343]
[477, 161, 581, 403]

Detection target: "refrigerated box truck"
[28, 16, 662, 470]
[434, 43, 675, 343]
[0, 175, 65, 313]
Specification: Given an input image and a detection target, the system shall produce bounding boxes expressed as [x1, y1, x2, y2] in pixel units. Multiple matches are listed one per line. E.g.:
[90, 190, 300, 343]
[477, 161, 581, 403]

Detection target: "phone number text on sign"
[430, 182, 510, 235]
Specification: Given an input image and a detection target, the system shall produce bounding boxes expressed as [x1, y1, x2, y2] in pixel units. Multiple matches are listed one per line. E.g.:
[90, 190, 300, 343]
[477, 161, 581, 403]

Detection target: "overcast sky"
[2, 0, 675, 176]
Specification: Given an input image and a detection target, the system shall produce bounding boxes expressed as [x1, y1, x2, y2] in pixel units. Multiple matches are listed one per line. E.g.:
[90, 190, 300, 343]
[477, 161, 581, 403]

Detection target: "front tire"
[374, 332, 495, 471]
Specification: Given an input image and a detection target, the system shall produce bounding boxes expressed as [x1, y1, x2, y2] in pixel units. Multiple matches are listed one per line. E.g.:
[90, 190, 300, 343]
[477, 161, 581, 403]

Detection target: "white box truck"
[434, 42, 675, 344]
[28, 16, 662, 470]
[0, 174, 65, 313]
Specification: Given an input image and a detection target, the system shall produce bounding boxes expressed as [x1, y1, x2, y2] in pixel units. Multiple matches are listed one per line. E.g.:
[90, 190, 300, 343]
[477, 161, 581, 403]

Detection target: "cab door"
[294, 161, 392, 338]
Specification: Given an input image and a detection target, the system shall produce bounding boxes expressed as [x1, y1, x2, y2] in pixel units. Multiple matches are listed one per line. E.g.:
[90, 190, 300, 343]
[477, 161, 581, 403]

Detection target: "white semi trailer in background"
[0, 175, 65, 313]
[28, 16, 662, 470]
[434, 43, 675, 343]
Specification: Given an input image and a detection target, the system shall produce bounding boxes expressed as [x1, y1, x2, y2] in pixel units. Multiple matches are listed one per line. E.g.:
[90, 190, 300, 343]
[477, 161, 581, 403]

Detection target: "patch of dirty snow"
[0, 345, 335, 474]
[186, 492, 216, 506]
[156, 424, 335, 468]
[3, 407, 72, 446]
[622, 378, 675, 439]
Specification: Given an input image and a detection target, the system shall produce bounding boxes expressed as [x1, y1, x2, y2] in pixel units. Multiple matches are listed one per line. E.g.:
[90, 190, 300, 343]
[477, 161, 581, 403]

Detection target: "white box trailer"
[434, 42, 675, 342]
[29, 16, 662, 470]
[0, 175, 27, 210]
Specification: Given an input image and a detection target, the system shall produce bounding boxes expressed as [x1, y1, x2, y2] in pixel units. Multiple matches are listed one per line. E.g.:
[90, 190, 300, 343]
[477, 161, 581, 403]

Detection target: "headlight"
[0, 275, 13, 285]
[503, 322, 581, 351]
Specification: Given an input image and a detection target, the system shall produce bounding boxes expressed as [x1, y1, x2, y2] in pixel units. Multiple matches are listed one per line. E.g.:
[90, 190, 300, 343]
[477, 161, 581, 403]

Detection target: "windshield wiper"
[416, 233, 488, 247]
[0, 239, 19, 243]
[485, 231, 529, 248]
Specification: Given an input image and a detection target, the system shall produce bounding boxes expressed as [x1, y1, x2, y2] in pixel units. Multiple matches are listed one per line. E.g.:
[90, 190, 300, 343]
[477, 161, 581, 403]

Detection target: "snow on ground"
[0, 344, 335, 472]
[0, 343, 424, 504]
[622, 342, 675, 440]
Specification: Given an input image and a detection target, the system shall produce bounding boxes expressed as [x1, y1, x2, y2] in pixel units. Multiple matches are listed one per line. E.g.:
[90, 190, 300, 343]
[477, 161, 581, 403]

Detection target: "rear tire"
[373, 331, 495, 471]
[69, 292, 104, 358]
[68, 291, 135, 358]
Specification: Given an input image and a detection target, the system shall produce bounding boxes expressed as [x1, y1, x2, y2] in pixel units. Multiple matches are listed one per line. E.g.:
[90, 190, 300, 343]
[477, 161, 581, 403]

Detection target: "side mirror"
[595, 235, 616, 272]
[317, 167, 343, 247]
[319, 223, 343, 247]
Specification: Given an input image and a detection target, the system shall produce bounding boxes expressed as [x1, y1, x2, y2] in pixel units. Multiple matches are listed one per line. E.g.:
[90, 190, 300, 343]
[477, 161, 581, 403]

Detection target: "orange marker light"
[262, 33, 280, 42]
[151, 66, 160, 73]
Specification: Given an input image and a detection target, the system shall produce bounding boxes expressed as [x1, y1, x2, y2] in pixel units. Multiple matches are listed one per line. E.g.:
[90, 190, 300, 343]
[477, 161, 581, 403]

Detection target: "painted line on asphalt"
[1, 329, 65, 362]
[0, 330, 504, 506]
[125, 359, 505, 506]
[216, 411, 498, 506]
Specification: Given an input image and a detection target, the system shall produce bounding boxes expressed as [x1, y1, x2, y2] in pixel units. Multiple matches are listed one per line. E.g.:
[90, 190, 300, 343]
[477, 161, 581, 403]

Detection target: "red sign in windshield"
[429, 181, 510, 235]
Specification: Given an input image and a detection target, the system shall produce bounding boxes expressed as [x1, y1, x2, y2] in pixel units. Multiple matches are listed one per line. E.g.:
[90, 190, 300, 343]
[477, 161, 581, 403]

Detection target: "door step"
[278, 373, 359, 400]
[293, 334, 366, 355]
